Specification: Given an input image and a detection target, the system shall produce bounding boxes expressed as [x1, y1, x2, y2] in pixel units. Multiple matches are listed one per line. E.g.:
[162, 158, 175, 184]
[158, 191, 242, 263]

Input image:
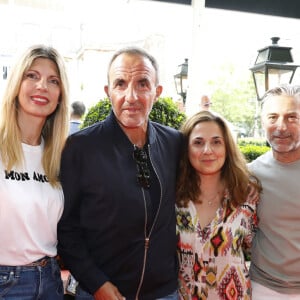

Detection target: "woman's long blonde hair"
[0, 44, 69, 187]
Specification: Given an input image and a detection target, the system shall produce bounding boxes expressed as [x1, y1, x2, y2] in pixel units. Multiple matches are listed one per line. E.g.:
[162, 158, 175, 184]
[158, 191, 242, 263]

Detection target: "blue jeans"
[75, 286, 178, 300]
[0, 257, 63, 300]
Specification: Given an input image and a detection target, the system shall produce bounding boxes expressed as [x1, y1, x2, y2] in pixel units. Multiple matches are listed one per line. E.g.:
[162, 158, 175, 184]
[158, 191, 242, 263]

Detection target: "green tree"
[207, 62, 258, 136]
[82, 97, 186, 130]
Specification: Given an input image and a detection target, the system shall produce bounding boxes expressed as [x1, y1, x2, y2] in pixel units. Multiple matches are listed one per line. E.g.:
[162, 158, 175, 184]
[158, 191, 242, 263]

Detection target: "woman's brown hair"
[176, 110, 261, 207]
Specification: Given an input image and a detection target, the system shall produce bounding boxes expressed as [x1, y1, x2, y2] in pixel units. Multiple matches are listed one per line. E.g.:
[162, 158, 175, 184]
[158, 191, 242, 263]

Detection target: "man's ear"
[104, 85, 110, 99]
[155, 85, 163, 101]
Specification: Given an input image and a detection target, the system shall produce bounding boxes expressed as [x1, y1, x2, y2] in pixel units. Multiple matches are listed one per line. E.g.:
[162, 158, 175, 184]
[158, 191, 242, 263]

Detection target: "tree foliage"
[82, 97, 186, 130]
[150, 97, 186, 129]
[207, 62, 258, 136]
[81, 98, 112, 128]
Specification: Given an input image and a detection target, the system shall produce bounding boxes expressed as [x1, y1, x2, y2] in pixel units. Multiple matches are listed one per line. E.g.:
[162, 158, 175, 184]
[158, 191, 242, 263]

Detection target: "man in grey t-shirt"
[248, 84, 300, 299]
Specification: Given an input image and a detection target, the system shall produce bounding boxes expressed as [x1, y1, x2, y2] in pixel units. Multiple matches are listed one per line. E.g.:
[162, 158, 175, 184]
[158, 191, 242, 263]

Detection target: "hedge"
[239, 144, 270, 162]
[82, 97, 186, 130]
[81, 99, 270, 162]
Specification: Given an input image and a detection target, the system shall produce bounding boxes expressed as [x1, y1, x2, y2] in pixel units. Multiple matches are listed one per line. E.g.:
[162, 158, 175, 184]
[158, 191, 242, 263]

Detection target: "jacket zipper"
[135, 144, 163, 300]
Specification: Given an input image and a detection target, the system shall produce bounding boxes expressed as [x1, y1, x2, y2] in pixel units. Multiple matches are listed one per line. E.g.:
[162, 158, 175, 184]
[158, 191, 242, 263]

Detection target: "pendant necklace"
[207, 193, 220, 206]
[197, 190, 224, 206]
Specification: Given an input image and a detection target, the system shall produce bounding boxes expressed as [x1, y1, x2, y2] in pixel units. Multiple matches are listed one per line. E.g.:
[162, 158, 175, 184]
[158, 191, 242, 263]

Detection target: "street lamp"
[174, 58, 188, 105]
[250, 37, 299, 101]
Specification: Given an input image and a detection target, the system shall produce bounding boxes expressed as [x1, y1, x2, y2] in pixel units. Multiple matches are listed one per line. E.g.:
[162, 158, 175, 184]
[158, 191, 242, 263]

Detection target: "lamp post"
[174, 58, 188, 105]
[250, 37, 299, 101]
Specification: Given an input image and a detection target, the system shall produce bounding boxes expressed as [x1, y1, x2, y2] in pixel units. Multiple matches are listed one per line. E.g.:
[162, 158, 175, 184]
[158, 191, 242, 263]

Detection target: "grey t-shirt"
[248, 151, 300, 294]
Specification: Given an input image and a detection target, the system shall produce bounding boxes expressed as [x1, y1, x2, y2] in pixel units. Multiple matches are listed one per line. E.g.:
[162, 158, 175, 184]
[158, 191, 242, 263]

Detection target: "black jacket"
[58, 112, 182, 299]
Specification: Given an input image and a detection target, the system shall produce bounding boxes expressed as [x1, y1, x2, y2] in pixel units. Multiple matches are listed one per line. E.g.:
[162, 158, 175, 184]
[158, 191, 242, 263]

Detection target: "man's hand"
[93, 282, 125, 300]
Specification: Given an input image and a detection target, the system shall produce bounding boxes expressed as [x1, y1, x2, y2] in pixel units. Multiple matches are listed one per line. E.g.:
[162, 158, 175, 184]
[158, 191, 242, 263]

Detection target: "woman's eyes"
[24, 72, 60, 86]
[194, 140, 204, 145]
[25, 72, 38, 80]
[193, 139, 222, 146]
[213, 139, 222, 144]
[48, 78, 60, 86]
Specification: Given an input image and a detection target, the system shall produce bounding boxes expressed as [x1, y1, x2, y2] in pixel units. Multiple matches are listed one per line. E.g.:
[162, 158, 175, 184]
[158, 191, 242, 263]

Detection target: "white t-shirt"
[0, 141, 64, 265]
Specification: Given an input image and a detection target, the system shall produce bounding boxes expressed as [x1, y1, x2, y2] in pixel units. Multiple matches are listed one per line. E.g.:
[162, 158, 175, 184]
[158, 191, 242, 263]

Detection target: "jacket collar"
[106, 111, 157, 147]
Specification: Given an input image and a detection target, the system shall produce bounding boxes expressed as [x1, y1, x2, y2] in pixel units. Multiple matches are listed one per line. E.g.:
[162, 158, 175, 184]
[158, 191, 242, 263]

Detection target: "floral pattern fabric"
[176, 193, 258, 300]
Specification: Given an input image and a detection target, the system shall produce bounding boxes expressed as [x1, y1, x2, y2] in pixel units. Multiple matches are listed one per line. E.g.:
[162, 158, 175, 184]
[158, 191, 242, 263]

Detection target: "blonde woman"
[0, 45, 69, 299]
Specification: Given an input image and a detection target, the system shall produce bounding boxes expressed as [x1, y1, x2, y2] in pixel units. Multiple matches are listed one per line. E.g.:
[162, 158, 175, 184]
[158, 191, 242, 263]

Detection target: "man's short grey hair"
[107, 46, 160, 85]
[262, 84, 300, 108]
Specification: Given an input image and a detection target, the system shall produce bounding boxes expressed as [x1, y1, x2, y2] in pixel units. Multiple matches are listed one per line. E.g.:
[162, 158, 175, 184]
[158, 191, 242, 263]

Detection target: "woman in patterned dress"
[176, 111, 262, 300]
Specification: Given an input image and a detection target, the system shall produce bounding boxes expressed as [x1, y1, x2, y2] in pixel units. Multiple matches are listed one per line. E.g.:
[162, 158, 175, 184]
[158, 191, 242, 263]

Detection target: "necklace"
[208, 195, 219, 206]
[207, 193, 220, 206]
[197, 190, 224, 206]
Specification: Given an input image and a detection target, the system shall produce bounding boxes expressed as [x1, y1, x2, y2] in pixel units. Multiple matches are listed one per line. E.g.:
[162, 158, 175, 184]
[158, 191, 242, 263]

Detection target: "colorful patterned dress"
[176, 192, 258, 300]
